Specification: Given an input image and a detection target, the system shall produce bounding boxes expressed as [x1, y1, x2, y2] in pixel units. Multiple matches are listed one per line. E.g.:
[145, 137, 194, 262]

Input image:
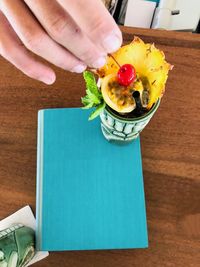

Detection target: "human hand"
[0, 0, 122, 84]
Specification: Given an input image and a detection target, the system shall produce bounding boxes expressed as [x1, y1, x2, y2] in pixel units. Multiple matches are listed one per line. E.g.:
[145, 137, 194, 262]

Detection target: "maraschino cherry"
[117, 64, 136, 86]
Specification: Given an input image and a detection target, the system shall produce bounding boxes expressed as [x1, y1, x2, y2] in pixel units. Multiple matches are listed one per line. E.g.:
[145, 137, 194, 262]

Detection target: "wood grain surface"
[0, 27, 200, 267]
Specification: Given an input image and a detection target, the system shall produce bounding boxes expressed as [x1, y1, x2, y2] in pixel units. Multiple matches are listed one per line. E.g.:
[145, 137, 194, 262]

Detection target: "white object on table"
[151, 0, 177, 29]
[124, 0, 156, 28]
[170, 0, 200, 31]
[0, 205, 49, 266]
[152, 0, 200, 31]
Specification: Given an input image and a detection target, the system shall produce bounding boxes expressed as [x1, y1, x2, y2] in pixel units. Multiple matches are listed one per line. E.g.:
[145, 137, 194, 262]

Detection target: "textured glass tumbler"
[100, 99, 160, 142]
[0, 224, 35, 267]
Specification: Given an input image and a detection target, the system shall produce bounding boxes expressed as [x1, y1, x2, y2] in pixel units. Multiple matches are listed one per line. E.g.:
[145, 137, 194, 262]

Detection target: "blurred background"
[102, 0, 200, 33]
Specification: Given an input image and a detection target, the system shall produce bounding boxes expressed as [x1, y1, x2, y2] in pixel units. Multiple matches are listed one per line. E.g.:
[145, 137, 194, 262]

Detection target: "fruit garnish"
[96, 37, 173, 109]
[82, 37, 172, 120]
[117, 64, 136, 86]
[101, 73, 148, 113]
[101, 74, 135, 113]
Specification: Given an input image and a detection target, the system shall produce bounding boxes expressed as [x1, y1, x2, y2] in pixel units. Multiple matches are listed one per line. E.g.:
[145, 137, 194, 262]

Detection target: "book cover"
[36, 108, 148, 251]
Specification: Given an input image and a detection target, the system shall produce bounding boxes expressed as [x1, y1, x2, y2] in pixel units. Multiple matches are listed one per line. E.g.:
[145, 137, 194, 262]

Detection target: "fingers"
[23, 0, 107, 68]
[0, 12, 55, 84]
[0, 0, 123, 82]
[58, 0, 122, 53]
[0, 0, 87, 73]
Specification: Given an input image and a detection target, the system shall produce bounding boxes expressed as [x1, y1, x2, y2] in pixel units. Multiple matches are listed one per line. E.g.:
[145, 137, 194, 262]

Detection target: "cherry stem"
[108, 54, 121, 69]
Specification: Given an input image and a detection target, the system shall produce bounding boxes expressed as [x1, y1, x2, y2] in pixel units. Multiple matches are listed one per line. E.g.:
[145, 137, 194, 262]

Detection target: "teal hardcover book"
[36, 108, 148, 251]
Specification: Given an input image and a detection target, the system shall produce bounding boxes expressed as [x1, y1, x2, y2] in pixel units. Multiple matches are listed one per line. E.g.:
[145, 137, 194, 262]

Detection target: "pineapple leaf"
[89, 102, 106, 121]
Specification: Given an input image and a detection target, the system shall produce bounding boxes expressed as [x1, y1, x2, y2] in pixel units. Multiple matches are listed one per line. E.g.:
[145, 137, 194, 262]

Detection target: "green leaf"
[86, 89, 101, 105]
[81, 96, 94, 109]
[83, 71, 101, 98]
[82, 71, 104, 112]
[82, 103, 94, 109]
[81, 96, 90, 106]
[89, 102, 106, 121]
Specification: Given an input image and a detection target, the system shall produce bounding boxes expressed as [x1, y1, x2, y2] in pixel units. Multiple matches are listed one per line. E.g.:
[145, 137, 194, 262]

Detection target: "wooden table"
[0, 27, 200, 267]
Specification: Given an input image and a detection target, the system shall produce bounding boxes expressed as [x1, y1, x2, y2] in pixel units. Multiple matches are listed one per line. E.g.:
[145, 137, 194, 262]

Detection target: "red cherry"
[117, 64, 136, 86]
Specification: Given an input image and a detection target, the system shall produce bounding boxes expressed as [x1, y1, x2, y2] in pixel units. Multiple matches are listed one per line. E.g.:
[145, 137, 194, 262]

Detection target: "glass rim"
[105, 99, 161, 123]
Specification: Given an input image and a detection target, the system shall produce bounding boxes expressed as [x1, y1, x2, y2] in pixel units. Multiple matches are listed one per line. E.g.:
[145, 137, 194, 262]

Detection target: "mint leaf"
[81, 96, 90, 106]
[82, 103, 94, 110]
[83, 71, 101, 98]
[86, 89, 101, 105]
[81, 96, 94, 109]
[89, 102, 106, 121]
[82, 71, 106, 119]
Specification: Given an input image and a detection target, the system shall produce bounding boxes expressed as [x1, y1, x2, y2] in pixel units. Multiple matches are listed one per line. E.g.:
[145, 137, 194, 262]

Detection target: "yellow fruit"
[101, 73, 149, 113]
[97, 37, 172, 110]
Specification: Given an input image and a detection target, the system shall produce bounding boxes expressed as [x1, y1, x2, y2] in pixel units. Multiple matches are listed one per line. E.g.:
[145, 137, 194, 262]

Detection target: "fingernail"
[92, 57, 106, 68]
[102, 33, 122, 53]
[72, 64, 87, 73]
[42, 76, 56, 85]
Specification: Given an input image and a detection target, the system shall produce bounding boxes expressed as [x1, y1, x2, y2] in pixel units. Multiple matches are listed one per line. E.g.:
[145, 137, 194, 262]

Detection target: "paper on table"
[0, 205, 49, 266]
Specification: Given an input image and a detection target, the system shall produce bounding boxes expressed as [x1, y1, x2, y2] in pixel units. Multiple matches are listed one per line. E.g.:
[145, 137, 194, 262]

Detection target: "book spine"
[36, 110, 44, 251]
[137, 138, 149, 248]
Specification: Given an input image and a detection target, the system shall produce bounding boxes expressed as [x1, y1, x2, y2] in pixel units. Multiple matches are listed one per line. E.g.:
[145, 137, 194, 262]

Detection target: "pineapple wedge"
[97, 37, 173, 109]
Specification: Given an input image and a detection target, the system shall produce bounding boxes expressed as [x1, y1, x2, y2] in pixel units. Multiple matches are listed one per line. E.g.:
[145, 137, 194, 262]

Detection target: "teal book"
[36, 108, 148, 251]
